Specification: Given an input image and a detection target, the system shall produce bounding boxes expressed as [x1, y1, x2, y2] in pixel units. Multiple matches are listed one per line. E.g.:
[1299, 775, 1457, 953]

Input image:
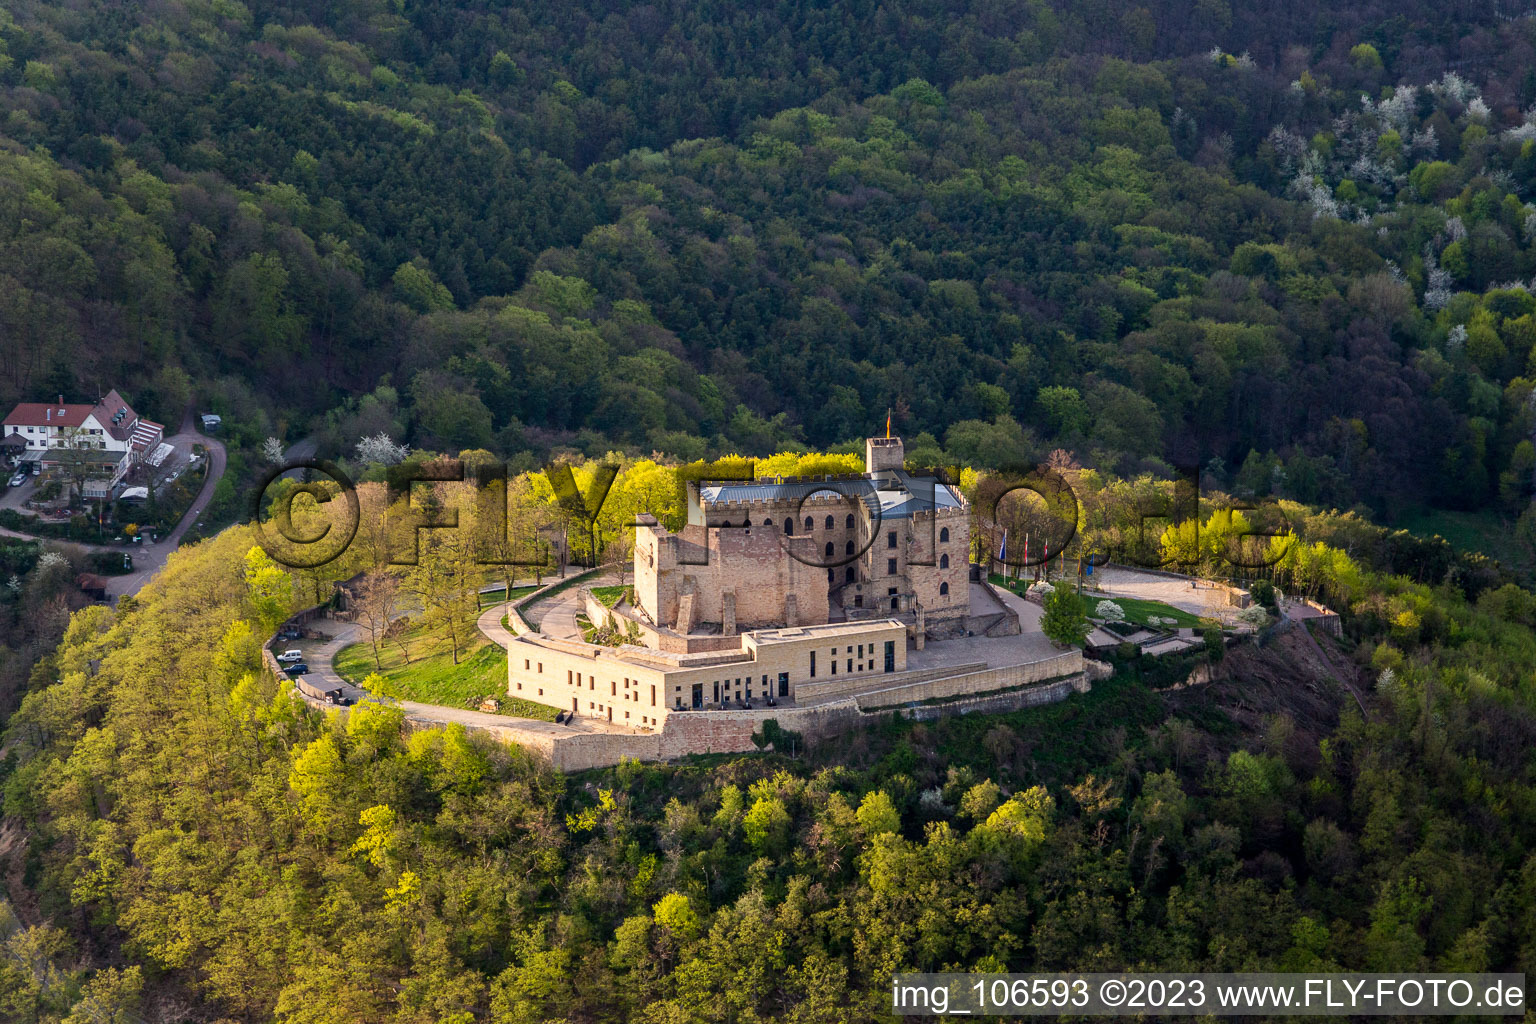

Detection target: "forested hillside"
[6, 4, 1536, 1017]
[3, 482, 1536, 1021]
[2, 0, 1536, 528]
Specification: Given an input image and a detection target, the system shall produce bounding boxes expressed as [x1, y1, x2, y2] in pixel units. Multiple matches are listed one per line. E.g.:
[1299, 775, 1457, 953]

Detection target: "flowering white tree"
[36, 551, 69, 572]
[355, 433, 410, 466]
[1292, 172, 1340, 220]
[1423, 248, 1454, 311]
[1429, 71, 1477, 105]
[1095, 600, 1125, 621]
[261, 437, 286, 465]
[1238, 604, 1270, 628]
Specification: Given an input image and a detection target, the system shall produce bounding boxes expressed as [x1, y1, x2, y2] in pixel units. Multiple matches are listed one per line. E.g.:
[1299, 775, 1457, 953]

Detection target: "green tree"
[1040, 586, 1090, 647]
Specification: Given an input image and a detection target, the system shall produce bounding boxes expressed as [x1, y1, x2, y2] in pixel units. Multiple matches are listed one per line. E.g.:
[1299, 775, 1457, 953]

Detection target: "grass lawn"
[991, 573, 1207, 629]
[591, 584, 632, 607]
[477, 584, 541, 608]
[335, 624, 558, 721]
[1097, 595, 1204, 629]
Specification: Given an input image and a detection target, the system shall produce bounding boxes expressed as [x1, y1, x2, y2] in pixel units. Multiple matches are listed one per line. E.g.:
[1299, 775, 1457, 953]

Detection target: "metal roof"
[699, 469, 962, 519]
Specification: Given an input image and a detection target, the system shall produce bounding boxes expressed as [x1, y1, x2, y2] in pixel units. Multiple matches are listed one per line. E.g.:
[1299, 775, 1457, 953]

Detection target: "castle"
[633, 434, 972, 640]
[499, 433, 1097, 768]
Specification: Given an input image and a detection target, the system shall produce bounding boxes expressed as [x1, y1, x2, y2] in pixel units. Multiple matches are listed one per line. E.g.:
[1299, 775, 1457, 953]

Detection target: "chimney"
[58, 395, 63, 407]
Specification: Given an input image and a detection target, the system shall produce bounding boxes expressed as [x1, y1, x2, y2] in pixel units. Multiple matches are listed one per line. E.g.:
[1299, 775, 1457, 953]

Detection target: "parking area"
[272, 621, 370, 704]
[0, 469, 39, 511]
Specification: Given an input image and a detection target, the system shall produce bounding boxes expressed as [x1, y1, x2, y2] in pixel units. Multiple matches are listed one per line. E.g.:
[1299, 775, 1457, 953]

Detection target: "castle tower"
[865, 435, 904, 474]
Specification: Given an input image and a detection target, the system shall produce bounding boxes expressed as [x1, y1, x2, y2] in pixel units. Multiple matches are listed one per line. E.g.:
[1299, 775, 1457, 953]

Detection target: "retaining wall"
[852, 651, 1084, 709]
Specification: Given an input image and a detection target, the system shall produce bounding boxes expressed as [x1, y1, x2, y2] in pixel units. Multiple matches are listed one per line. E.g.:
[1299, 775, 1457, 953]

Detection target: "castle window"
[763, 518, 773, 527]
[846, 566, 855, 583]
[784, 519, 793, 535]
[846, 514, 855, 528]
[804, 515, 814, 531]
[825, 542, 834, 556]
[825, 515, 834, 530]
[940, 526, 950, 543]
[845, 540, 854, 555]
[940, 582, 950, 596]
[887, 558, 896, 575]
[887, 531, 897, 548]
[940, 553, 949, 569]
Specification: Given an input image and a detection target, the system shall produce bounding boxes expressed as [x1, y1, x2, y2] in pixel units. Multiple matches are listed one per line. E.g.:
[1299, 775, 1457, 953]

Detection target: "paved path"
[295, 614, 643, 737]
[477, 602, 517, 650]
[521, 570, 617, 638]
[107, 410, 226, 598]
[907, 585, 1067, 672]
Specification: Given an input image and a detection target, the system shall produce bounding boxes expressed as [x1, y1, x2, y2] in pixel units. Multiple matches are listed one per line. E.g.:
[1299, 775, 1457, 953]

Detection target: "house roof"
[2, 389, 141, 441]
[1, 433, 25, 449]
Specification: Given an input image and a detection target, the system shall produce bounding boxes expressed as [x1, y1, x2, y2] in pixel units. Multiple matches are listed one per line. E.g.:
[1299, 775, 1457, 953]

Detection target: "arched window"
[804, 515, 814, 531]
[784, 519, 793, 535]
[824, 542, 834, 557]
[845, 514, 855, 528]
[940, 553, 949, 569]
[939, 526, 950, 543]
[763, 518, 773, 527]
[825, 515, 834, 530]
[940, 582, 949, 597]
[827, 568, 834, 583]
[846, 566, 856, 583]
[845, 541, 854, 555]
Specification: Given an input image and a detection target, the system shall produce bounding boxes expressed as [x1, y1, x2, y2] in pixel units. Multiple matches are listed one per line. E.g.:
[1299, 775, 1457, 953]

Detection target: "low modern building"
[2, 391, 164, 496]
[511, 618, 910, 728]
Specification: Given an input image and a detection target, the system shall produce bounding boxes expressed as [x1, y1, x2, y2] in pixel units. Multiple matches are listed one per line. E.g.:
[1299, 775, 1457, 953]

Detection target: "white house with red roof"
[2, 390, 164, 496]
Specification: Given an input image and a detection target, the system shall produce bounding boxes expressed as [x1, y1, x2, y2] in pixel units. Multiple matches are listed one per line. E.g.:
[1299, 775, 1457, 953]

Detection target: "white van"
[276, 649, 303, 663]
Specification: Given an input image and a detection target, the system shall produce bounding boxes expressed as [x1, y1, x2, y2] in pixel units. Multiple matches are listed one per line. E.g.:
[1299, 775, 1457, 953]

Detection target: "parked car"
[276, 649, 303, 663]
[283, 663, 309, 676]
[7, 472, 25, 487]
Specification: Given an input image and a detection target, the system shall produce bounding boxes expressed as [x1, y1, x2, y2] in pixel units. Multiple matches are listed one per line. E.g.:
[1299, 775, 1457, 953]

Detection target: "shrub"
[1249, 578, 1277, 610]
[1095, 599, 1125, 621]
